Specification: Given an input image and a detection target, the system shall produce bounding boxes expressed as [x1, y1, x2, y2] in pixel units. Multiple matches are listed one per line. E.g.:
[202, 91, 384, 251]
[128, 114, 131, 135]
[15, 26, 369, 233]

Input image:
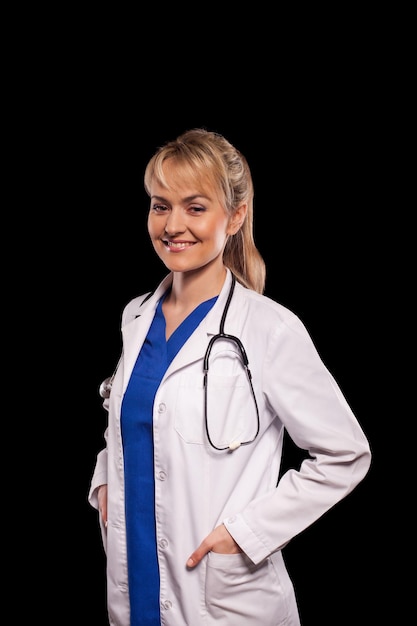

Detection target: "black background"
[25, 59, 396, 624]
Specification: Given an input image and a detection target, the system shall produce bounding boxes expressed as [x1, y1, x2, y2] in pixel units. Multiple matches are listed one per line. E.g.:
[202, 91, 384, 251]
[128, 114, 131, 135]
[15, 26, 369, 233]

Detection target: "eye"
[188, 205, 206, 214]
[151, 203, 169, 213]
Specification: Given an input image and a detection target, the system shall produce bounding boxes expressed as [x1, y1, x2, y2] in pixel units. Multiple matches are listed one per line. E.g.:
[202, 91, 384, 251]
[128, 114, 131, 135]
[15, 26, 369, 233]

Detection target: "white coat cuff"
[223, 513, 271, 565]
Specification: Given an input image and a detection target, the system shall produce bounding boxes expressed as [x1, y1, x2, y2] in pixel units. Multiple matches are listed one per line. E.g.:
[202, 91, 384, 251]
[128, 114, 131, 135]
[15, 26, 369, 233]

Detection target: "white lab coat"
[88, 269, 371, 626]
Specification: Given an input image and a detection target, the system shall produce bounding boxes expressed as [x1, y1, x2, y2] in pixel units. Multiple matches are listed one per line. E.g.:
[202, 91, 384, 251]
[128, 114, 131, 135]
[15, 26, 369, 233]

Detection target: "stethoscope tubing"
[203, 274, 260, 451]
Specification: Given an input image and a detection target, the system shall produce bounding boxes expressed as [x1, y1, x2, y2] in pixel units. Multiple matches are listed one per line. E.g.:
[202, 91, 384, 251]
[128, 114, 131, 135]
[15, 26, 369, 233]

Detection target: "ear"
[227, 204, 248, 235]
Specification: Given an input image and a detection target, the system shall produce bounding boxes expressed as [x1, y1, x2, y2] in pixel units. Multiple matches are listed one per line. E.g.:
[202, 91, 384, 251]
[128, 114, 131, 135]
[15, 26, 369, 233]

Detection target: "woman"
[89, 128, 371, 625]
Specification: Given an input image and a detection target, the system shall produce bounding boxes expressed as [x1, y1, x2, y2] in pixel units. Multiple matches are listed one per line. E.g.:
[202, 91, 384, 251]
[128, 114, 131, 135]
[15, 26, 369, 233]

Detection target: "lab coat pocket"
[175, 372, 249, 445]
[205, 552, 288, 625]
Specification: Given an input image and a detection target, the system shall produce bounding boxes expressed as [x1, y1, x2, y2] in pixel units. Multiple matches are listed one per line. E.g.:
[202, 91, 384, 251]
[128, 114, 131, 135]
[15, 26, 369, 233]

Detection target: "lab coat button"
[162, 600, 172, 610]
[158, 403, 166, 413]
[158, 471, 167, 481]
[227, 516, 237, 523]
[159, 538, 168, 549]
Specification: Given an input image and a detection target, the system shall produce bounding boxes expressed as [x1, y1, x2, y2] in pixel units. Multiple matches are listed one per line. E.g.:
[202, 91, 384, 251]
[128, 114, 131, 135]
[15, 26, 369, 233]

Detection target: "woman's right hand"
[98, 484, 108, 527]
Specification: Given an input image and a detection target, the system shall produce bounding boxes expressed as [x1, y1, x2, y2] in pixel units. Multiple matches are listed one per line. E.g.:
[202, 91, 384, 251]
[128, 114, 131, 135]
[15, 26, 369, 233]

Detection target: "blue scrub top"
[121, 293, 218, 625]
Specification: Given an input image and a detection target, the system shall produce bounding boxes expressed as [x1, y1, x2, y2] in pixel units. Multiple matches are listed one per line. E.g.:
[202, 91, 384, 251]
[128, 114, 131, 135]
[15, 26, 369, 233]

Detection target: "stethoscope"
[99, 274, 260, 452]
[203, 273, 260, 451]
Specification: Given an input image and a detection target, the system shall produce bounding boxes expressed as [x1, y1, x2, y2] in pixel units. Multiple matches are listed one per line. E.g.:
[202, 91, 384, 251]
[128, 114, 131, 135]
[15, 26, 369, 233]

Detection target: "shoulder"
[121, 291, 153, 326]
[234, 281, 300, 328]
[119, 273, 173, 327]
[233, 283, 322, 362]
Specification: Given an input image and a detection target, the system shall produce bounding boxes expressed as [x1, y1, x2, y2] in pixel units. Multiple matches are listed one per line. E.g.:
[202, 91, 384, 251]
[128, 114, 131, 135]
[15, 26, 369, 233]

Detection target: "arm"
[227, 315, 371, 565]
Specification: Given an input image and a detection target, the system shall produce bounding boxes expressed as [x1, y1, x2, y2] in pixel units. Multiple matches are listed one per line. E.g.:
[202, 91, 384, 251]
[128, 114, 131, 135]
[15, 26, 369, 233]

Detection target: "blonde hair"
[144, 128, 266, 294]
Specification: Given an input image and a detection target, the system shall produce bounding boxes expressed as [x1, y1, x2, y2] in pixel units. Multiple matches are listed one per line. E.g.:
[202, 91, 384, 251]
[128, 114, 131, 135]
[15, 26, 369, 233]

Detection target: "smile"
[163, 241, 195, 250]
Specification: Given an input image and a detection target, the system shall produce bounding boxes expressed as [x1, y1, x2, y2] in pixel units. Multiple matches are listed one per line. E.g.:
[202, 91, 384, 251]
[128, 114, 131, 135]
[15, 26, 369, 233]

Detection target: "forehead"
[151, 158, 220, 199]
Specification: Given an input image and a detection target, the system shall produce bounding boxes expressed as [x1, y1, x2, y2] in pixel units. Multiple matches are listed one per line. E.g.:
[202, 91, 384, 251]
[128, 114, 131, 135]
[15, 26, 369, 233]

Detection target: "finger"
[186, 542, 212, 568]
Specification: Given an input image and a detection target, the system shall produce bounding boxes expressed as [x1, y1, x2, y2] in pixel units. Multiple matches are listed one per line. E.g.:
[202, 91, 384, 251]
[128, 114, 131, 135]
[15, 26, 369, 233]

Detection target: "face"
[147, 159, 241, 275]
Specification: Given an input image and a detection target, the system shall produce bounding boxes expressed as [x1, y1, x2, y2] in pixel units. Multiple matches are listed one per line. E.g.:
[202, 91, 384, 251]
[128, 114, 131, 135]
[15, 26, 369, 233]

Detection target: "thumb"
[186, 539, 212, 569]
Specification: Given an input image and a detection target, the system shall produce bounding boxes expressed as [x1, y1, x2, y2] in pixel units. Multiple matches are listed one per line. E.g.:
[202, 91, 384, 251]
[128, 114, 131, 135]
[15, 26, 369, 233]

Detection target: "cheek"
[147, 214, 158, 238]
[213, 232, 228, 250]
[212, 220, 230, 248]
[205, 214, 229, 238]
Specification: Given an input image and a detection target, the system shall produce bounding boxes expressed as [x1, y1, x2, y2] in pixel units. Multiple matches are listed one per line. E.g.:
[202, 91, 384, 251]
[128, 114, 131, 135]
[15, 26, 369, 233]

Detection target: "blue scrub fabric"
[121, 293, 218, 625]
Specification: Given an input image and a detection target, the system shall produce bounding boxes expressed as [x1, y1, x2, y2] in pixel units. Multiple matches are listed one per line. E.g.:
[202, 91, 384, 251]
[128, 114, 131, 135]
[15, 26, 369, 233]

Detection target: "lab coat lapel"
[120, 274, 172, 392]
[121, 270, 237, 384]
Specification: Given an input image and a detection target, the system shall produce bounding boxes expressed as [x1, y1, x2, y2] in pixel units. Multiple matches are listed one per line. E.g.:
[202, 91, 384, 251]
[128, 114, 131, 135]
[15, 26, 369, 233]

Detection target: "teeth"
[167, 241, 192, 248]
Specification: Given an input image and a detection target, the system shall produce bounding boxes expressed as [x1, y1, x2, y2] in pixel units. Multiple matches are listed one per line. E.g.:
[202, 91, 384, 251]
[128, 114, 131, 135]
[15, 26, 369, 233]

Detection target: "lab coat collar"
[121, 269, 240, 384]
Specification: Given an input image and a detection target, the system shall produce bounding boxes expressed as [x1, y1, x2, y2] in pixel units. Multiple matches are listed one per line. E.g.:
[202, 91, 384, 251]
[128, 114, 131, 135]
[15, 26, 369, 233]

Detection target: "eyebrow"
[151, 193, 211, 203]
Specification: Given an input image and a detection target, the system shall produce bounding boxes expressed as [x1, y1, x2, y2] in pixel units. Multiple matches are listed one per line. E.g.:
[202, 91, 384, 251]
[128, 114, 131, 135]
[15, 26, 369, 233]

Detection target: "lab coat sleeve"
[87, 297, 143, 510]
[88, 346, 120, 509]
[224, 314, 372, 565]
[88, 430, 109, 510]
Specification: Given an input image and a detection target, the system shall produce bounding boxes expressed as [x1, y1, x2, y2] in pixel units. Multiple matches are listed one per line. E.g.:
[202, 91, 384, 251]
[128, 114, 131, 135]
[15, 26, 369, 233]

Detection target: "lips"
[163, 240, 196, 251]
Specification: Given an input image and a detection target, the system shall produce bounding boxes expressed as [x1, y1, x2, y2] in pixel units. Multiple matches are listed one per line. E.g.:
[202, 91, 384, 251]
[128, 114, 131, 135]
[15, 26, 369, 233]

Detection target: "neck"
[167, 266, 227, 309]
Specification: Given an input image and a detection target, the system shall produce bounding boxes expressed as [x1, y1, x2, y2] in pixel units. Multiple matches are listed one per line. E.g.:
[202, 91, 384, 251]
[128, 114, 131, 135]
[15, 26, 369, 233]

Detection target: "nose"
[164, 208, 185, 235]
